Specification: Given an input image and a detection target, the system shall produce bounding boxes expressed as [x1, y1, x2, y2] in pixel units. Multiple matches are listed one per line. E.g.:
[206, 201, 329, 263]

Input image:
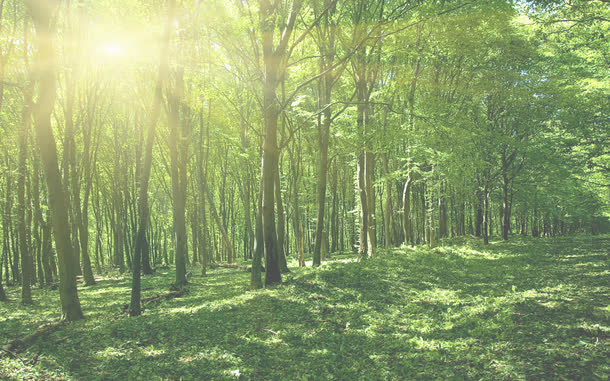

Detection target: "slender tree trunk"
[79, 115, 95, 286]
[483, 187, 489, 245]
[275, 170, 289, 272]
[18, 77, 33, 304]
[203, 178, 234, 264]
[0, 251, 6, 301]
[32, 151, 44, 287]
[383, 154, 392, 248]
[357, 153, 368, 260]
[190, 204, 198, 265]
[365, 151, 376, 256]
[439, 196, 447, 239]
[129, 0, 173, 316]
[502, 174, 510, 241]
[251, 176, 264, 289]
[312, 116, 329, 266]
[168, 66, 188, 288]
[290, 140, 305, 267]
[198, 102, 210, 276]
[312, 72, 332, 266]
[4, 161, 18, 285]
[402, 177, 413, 246]
[475, 190, 483, 237]
[41, 208, 53, 285]
[26, 0, 83, 320]
[330, 163, 338, 253]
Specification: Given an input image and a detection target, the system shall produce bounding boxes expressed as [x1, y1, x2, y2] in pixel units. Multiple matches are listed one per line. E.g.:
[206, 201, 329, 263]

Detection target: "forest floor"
[1, 235, 608, 380]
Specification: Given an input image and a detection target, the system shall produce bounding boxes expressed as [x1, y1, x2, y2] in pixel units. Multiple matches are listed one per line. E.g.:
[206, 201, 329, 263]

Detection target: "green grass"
[1, 235, 608, 380]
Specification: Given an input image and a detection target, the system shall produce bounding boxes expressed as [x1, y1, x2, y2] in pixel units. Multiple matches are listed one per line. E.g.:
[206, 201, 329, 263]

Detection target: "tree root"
[122, 288, 188, 312]
[1, 321, 66, 355]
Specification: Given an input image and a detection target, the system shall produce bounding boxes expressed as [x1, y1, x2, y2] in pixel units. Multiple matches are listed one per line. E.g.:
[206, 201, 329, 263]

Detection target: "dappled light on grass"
[1, 235, 608, 379]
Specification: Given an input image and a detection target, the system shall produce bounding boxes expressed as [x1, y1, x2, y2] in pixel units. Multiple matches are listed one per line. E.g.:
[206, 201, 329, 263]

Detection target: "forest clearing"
[0, 0, 608, 379]
[2, 236, 608, 379]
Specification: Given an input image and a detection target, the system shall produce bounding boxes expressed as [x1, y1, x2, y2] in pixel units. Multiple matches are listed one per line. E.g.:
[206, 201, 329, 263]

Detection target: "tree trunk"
[129, 0, 173, 316]
[258, 0, 304, 285]
[439, 196, 447, 239]
[26, 0, 84, 320]
[383, 154, 393, 248]
[502, 174, 510, 241]
[475, 191, 483, 237]
[312, 109, 329, 267]
[365, 152, 376, 257]
[483, 187, 489, 245]
[250, 177, 264, 289]
[0, 252, 6, 301]
[18, 79, 33, 304]
[357, 153, 368, 261]
[168, 66, 188, 288]
[79, 115, 95, 286]
[32, 151, 44, 287]
[204, 178, 235, 264]
[402, 177, 413, 246]
[275, 170, 289, 273]
[330, 163, 338, 253]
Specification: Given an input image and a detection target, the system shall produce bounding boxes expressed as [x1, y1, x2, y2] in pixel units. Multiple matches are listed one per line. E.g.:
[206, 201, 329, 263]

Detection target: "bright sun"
[103, 42, 123, 56]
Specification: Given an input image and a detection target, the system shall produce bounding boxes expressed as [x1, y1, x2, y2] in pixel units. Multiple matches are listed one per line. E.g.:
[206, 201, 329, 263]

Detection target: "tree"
[130, 0, 174, 316]
[25, 0, 83, 321]
[257, 0, 305, 286]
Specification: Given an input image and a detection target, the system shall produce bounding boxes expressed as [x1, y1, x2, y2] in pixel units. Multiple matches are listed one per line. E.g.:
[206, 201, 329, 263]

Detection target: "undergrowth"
[1, 235, 608, 380]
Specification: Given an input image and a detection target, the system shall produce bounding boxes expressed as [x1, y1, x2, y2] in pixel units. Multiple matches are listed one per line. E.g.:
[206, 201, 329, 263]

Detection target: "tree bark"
[402, 177, 413, 246]
[129, 0, 173, 316]
[483, 187, 489, 245]
[168, 66, 188, 288]
[79, 103, 96, 286]
[258, 0, 304, 286]
[383, 154, 393, 248]
[330, 163, 338, 253]
[32, 150, 44, 287]
[357, 153, 368, 260]
[250, 176, 264, 289]
[26, 0, 83, 321]
[275, 170, 289, 272]
[18, 78, 33, 304]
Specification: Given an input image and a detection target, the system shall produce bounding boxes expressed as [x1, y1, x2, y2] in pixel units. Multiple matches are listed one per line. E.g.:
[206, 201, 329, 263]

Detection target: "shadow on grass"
[1, 235, 608, 379]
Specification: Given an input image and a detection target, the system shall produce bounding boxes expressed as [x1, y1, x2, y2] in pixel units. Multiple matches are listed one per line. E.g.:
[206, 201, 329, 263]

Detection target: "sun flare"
[103, 42, 123, 57]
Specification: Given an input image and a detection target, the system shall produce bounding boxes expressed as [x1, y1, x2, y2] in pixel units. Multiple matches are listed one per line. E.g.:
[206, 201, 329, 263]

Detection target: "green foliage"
[2, 236, 608, 379]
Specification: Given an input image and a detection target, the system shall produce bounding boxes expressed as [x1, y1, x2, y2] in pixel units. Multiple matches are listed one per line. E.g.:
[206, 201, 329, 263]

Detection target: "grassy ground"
[1, 235, 608, 380]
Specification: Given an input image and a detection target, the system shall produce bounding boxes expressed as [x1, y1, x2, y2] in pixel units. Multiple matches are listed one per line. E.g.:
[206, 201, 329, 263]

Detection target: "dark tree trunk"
[168, 66, 188, 288]
[79, 111, 96, 286]
[502, 174, 510, 241]
[26, 0, 83, 320]
[258, 0, 304, 286]
[32, 152, 44, 287]
[251, 177, 264, 289]
[330, 163, 338, 253]
[275, 170, 289, 273]
[475, 191, 483, 237]
[18, 79, 33, 304]
[439, 196, 447, 239]
[383, 154, 393, 248]
[129, 0, 173, 316]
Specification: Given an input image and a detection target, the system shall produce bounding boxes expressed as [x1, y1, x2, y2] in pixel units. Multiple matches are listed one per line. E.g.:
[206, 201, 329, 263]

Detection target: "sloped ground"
[1, 235, 608, 380]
